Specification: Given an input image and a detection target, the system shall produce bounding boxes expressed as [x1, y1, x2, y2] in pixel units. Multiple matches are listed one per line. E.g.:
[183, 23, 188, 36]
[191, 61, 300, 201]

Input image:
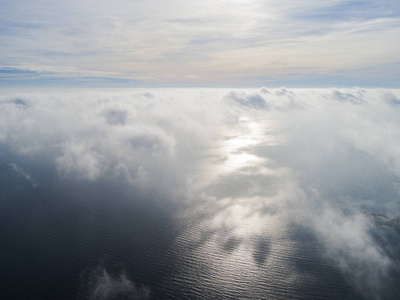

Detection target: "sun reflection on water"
[206, 117, 283, 177]
[182, 114, 293, 261]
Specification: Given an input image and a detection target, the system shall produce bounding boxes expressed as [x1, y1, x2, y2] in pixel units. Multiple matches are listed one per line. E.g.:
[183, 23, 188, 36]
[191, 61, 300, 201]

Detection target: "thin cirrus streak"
[0, 0, 399, 87]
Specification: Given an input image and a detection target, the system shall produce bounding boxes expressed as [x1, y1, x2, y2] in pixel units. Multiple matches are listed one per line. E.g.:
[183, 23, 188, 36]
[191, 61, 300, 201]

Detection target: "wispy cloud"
[0, 0, 399, 87]
[84, 267, 151, 300]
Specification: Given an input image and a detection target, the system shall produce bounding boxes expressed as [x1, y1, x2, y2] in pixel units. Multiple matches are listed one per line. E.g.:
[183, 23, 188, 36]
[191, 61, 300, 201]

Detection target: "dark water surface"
[0, 171, 364, 299]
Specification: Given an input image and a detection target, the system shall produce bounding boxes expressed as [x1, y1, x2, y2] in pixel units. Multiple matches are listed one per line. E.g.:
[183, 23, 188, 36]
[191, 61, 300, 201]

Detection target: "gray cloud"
[224, 91, 269, 109]
[102, 108, 128, 126]
[331, 88, 366, 105]
[383, 91, 400, 106]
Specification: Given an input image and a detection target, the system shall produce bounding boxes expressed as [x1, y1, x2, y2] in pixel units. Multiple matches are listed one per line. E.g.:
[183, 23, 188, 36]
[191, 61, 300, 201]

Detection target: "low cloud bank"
[1, 88, 400, 298]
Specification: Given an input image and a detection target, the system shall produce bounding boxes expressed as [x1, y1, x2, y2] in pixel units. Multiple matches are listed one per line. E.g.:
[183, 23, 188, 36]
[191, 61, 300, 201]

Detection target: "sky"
[0, 0, 399, 88]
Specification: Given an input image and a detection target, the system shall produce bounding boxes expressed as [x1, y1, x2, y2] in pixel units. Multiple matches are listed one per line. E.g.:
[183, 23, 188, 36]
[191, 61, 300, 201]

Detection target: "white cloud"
[1, 1, 399, 85]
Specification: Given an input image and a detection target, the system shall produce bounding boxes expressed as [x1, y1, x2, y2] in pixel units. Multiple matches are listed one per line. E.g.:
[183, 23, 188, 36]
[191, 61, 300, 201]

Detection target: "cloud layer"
[1, 88, 400, 298]
[0, 1, 399, 86]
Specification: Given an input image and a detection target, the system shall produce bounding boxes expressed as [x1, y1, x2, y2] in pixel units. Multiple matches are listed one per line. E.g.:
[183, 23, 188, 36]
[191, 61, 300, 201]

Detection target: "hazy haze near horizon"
[0, 0, 399, 87]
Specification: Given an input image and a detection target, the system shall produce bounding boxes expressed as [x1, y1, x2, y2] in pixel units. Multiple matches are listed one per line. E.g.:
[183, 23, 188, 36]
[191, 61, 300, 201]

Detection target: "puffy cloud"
[383, 91, 400, 106]
[224, 91, 269, 109]
[224, 88, 306, 112]
[331, 88, 366, 105]
[102, 108, 128, 126]
[0, 90, 221, 186]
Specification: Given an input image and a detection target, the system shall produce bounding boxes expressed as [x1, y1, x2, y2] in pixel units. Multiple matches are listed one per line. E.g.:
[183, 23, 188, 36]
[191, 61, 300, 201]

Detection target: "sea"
[1, 88, 400, 299]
